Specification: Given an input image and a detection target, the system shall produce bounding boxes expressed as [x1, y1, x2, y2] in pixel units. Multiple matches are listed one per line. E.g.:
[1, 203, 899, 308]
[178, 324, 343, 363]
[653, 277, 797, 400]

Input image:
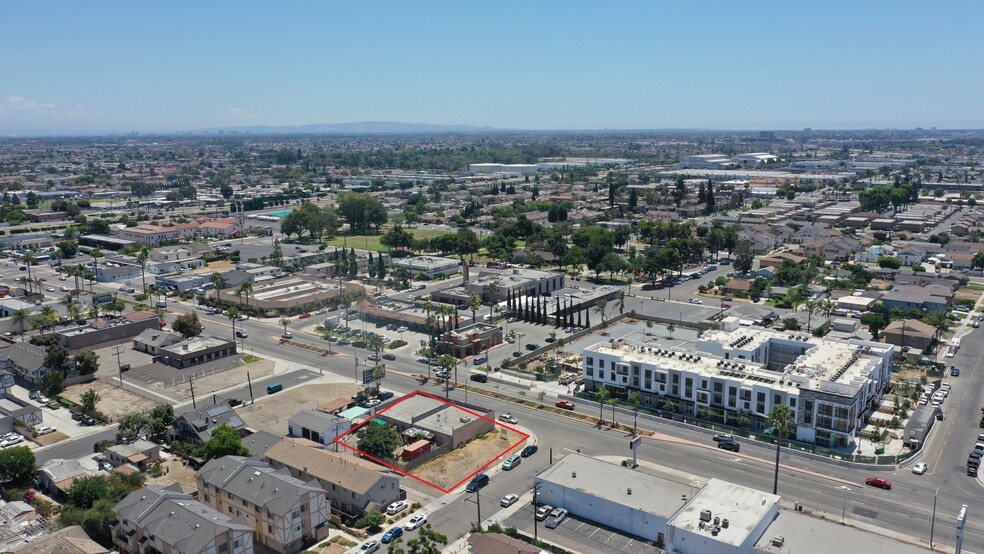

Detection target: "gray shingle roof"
[197, 456, 324, 517]
[113, 484, 251, 553]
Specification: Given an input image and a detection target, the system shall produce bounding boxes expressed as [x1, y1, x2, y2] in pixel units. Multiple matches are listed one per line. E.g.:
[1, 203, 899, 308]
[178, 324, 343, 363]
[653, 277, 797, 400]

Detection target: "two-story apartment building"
[118, 225, 183, 246]
[112, 484, 253, 554]
[197, 456, 330, 553]
[264, 438, 400, 520]
[581, 324, 894, 449]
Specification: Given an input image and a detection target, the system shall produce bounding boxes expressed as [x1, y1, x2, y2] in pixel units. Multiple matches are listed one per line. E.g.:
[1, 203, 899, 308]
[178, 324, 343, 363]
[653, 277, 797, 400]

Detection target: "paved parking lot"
[7, 384, 117, 449]
[123, 355, 246, 388]
[504, 505, 661, 554]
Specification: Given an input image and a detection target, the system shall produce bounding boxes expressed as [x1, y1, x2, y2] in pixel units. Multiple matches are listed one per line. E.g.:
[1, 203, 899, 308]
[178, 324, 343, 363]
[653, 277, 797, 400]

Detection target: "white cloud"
[1, 95, 56, 113]
[226, 106, 259, 120]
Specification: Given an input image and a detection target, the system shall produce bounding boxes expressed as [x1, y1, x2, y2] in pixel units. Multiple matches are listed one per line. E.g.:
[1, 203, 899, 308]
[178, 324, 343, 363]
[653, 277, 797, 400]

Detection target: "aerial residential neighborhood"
[0, 127, 980, 554]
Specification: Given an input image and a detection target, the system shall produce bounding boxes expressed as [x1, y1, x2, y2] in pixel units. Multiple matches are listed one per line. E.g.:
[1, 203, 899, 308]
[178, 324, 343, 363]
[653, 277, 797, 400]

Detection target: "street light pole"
[840, 485, 851, 524]
[930, 487, 939, 547]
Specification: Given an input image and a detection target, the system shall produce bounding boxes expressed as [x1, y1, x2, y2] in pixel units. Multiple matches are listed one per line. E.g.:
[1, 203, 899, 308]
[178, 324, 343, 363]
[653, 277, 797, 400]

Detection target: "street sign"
[629, 436, 642, 450]
[93, 294, 113, 304]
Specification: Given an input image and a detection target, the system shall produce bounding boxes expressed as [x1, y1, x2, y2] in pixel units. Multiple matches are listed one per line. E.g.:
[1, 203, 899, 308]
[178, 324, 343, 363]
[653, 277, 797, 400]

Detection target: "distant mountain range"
[194, 121, 501, 135]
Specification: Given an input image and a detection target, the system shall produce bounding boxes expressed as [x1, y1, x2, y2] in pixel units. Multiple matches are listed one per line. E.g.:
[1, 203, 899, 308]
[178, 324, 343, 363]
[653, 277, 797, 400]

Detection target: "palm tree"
[136, 245, 150, 293]
[629, 391, 642, 435]
[596, 385, 610, 425]
[227, 307, 240, 343]
[11, 309, 29, 340]
[819, 298, 835, 318]
[279, 317, 291, 337]
[593, 298, 609, 328]
[89, 249, 103, 292]
[616, 290, 626, 315]
[366, 335, 385, 360]
[39, 306, 57, 331]
[237, 281, 253, 318]
[67, 265, 84, 296]
[804, 299, 819, 333]
[467, 294, 482, 324]
[210, 271, 226, 291]
[21, 251, 36, 294]
[768, 405, 795, 495]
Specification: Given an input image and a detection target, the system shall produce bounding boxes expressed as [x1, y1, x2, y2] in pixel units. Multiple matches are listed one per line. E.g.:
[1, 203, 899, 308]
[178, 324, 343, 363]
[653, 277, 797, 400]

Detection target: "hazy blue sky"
[2, 2, 982, 134]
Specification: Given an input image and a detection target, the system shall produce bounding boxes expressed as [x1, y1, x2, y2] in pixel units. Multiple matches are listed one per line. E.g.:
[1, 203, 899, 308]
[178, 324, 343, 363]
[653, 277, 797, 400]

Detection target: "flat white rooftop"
[669, 478, 779, 548]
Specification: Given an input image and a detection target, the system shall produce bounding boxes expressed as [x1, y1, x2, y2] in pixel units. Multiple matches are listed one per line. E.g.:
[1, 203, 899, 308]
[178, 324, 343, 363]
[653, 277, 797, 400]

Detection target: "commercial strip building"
[582, 323, 895, 449]
[374, 394, 495, 450]
[391, 256, 460, 278]
[536, 454, 933, 554]
[431, 267, 565, 306]
[56, 311, 162, 351]
[197, 456, 330, 553]
[159, 336, 238, 369]
[112, 484, 254, 554]
[213, 276, 363, 316]
[436, 322, 502, 359]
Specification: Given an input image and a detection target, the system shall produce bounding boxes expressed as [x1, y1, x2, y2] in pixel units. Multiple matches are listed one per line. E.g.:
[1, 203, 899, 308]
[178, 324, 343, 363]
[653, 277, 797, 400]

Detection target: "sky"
[1, 1, 983, 134]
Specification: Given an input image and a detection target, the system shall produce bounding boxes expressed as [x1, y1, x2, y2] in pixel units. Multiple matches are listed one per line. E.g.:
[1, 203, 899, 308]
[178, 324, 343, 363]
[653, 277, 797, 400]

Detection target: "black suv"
[717, 440, 741, 452]
[470, 373, 488, 383]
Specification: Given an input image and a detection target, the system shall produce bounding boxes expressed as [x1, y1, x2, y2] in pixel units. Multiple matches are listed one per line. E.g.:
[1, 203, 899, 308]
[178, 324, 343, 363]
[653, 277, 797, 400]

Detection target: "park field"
[323, 227, 450, 252]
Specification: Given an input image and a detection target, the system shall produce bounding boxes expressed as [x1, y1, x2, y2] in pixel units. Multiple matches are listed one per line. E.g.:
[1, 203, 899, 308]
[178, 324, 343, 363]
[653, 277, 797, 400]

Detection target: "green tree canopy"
[0, 446, 36, 488]
[337, 192, 388, 234]
[357, 421, 399, 460]
[172, 311, 203, 339]
[200, 423, 249, 461]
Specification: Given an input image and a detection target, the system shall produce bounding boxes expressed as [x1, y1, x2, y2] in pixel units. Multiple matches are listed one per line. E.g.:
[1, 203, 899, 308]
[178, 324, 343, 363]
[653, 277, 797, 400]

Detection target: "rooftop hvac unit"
[771, 536, 785, 547]
[699, 509, 712, 522]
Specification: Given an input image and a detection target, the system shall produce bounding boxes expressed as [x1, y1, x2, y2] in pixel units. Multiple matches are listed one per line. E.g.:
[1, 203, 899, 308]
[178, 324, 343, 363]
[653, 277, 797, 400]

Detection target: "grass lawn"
[967, 282, 984, 291]
[322, 228, 449, 252]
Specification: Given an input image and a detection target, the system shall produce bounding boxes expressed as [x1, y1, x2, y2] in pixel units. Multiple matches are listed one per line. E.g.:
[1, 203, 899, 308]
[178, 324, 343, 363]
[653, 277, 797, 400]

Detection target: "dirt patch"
[412, 431, 526, 491]
[144, 454, 199, 494]
[62, 380, 158, 420]
[237, 383, 361, 435]
[311, 535, 359, 554]
[32, 431, 69, 447]
[955, 289, 980, 303]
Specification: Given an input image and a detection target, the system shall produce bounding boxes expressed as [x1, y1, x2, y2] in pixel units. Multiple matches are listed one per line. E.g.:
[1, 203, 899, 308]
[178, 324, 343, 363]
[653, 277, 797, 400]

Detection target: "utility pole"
[189, 376, 197, 409]
[930, 487, 938, 547]
[533, 481, 541, 542]
[246, 371, 254, 401]
[475, 485, 482, 527]
[113, 345, 125, 388]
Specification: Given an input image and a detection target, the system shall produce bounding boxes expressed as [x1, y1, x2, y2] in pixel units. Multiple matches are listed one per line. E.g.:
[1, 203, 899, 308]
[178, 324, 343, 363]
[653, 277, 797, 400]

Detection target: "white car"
[404, 512, 428, 531]
[912, 462, 928, 475]
[35, 426, 55, 436]
[357, 540, 380, 554]
[1, 435, 23, 447]
[500, 494, 519, 507]
[386, 501, 408, 515]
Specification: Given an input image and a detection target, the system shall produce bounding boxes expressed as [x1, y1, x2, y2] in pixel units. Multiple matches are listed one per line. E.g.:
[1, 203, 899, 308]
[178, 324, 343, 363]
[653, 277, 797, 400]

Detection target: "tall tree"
[768, 405, 794, 495]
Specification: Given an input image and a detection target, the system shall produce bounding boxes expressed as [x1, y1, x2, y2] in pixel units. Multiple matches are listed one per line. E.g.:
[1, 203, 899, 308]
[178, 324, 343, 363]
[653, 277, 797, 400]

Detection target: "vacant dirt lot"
[33, 431, 70, 447]
[145, 454, 199, 494]
[63, 380, 158, 420]
[237, 382, 361, 435]
[413, 430, 527, 491]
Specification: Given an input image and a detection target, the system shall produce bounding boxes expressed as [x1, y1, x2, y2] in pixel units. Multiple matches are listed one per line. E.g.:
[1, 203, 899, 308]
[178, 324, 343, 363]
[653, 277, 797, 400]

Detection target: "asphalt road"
[32, 297, 984, 552]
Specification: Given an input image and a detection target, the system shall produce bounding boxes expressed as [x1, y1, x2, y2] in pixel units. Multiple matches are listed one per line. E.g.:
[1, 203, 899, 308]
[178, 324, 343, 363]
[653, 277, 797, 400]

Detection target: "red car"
[298, 313, 312, 319]
[865, 477, 892, 490]
[555, 400, 575, 411]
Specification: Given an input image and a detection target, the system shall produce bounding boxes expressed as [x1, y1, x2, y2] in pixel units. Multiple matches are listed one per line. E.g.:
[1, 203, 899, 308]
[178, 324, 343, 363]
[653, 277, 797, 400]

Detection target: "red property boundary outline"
[333, 389, 530, 493]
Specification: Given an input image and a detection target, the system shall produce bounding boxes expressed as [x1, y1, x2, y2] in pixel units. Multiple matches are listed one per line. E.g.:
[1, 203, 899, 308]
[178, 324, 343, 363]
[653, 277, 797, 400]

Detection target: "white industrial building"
[581, 323, 895, 449]
[468, 163, 538, 175]
[536, 454, 936, 554]
[679, 154, 737, 170]
[736, 153, 779, 165]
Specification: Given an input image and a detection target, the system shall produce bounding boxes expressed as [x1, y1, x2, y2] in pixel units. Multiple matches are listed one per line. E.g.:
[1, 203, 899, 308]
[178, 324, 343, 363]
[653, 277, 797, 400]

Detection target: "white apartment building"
[582, 325, 894, 448]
